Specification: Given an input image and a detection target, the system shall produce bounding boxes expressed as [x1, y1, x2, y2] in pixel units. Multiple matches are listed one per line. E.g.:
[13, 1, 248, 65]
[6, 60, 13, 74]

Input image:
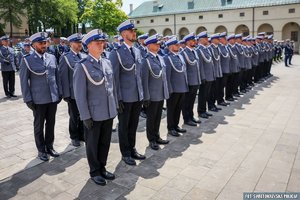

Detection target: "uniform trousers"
[118, 101, 142, 157]
[68, 99, 84, 140]
[1, 71, 15, 96]
[146, 101, 164, 142]
[167, 93, 185, 130]
[218, 74, 229, 104]
[183, 85, 199, 122]
[33, 102, 57, 153]
[84, 119, 113, 177]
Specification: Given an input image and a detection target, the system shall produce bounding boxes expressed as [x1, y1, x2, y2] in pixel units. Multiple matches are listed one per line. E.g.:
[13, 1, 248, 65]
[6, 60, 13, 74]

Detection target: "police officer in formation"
[73, 29, 118, 186]
[181, 33, 202, 126]
[164, 36, 188, 137]
[142, 34, 170, 150]
[59, 33, 85, 147]
[0, 35, 17, 98]
[226, 34, 240, 99]
[16, 18, 281, 186]
[196, 31, 214, 119]
[109, 20, 146, 165]
[20, 32, 61, 161]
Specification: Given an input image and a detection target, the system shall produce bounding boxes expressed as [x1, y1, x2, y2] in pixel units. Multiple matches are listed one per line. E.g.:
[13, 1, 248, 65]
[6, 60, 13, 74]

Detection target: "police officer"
[226, 34, 240, 100]
[218, 32, 231, 106]
[59, 33, 85, 147]
[255, 35, 265, 81]
[284, 39, 293, 67]
[250, 37, 260, 86]
[196, 31, 214, 119]
[181, 33, 202, 126]
[242, 37, 252, 92]
[208, 33, 223, 111]
[0, 35, 17, 98]
[137, 33, 149, 58]
[48, 34, 65, 63]
[109, 20, 146, 166]
[73, 29, 118, 186]
[164, 36, 188, 137]
[235, 34, 246, 94]
[142, 34, 170, 150]
[19, 32, 62, 161]
[16, 42, 32, 72]
[137, 33, 149, 119]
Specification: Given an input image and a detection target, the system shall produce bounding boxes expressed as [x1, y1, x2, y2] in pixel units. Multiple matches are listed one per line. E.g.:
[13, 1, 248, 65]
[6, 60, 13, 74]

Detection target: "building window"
[182, 17, 186, 21]
[136, 20, 140, 24]
[291, 31, 298, 42]
[165, 18, 169, 22]
[289, 8, 295, 13]
[150, 19, 154, 23]
[240, 12, 245, 17]
[263, 10, 269, 15]
[199, 15, 203, 19]
[218, 14, 223, 18]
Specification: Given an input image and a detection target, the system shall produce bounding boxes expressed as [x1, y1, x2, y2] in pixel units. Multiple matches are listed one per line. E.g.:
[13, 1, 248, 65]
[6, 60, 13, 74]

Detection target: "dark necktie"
[129, 47, 135, 60]
[77, 53, 81, 59]
[156, 55, 160, 63]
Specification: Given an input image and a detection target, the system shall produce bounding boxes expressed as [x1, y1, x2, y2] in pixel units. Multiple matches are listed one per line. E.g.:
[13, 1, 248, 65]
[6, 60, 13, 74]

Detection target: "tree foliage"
[26, 0, 78, 35]
[0, 0, 25, 37]
[81, 0, 127, 35]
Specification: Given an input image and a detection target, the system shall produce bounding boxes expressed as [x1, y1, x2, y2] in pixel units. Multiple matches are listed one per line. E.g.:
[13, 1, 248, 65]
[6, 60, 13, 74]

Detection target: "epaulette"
[79, 57, 87, 63]
[114, 45, 121, 50]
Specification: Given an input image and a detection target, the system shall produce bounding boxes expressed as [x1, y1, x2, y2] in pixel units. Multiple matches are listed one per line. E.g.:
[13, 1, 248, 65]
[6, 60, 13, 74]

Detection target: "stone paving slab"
[0, 56, 300, 199]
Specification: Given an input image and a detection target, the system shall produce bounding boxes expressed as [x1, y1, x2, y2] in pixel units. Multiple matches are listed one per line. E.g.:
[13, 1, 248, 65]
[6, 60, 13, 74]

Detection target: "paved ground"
[0, 56, 300, 200]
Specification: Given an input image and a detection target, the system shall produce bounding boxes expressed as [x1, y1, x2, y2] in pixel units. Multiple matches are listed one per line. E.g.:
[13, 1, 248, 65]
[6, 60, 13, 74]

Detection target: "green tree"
[0, 0, 25, 37]
[26, 0, 78, 35]
[81, 0, 127, 36]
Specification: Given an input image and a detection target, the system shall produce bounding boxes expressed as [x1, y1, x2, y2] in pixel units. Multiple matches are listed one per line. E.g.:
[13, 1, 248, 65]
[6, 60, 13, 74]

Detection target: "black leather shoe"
[233, 93, 240, 97]
[208, 107, 218, 112]
[156, 138, 169, 145]
[71, 139, 80, 147]
[192, 118, 201, 124]
[101, 171, 115, 180]
[218, 102, 228, 106]
[46, 148, 60, 157]
[199, 113, 209, 119]
[206, 112, 213, 116]
[168, 130, 180, 137]
[122, 156, 136, 165]
[38, 152, 49, 161]
[91, 176, 107, 186]
[6, 94, 11, 98]
[184, 120, 197, 126]
[10, 94, 17, 97]
[226, 97, 235, 101]
[131, 149, 146, 160]
[175, 126, 186, 133]
[215, 106, 222, 111]
[149, 141, 159, 150]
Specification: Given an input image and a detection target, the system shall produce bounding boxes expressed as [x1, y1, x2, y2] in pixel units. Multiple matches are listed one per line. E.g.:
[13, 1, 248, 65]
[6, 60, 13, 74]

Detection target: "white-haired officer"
[73, 29, 118, 186]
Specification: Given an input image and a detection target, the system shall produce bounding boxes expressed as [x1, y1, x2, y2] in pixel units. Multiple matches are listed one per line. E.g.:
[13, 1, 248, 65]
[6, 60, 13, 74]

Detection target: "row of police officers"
[17, 19, 276, 186]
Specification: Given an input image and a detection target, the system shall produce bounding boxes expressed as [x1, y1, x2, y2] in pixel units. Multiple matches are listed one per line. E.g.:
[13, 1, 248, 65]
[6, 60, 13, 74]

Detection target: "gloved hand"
[26, 101, 36, 111]
[83, 118, 93, 130]
[143, 100, 150, 108]
[63, 97, 72, 103]
[117, 100, 125, 114]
